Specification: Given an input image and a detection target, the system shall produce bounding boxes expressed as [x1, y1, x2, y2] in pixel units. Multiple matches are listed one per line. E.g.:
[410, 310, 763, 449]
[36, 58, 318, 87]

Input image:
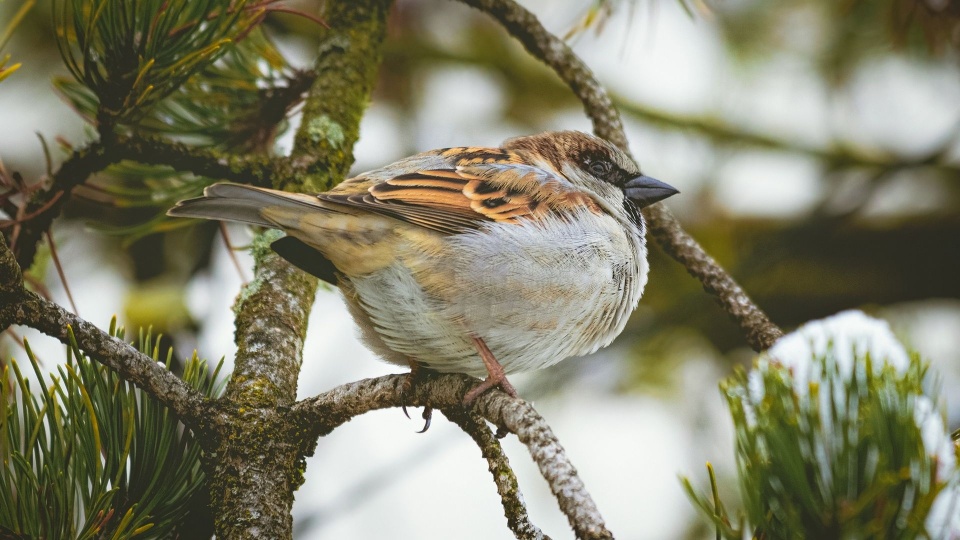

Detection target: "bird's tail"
[168, 183, 342, 282]
[166, 183, 322, 228]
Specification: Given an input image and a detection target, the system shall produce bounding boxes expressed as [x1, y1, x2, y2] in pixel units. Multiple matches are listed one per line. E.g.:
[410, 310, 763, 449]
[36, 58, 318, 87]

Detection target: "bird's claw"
[416, 407, 433, 433]
[401, 360, 434, 433]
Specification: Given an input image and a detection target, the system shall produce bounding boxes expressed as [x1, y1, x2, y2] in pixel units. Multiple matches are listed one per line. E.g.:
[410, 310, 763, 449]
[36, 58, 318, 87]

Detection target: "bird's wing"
[318, 148, 599, 234]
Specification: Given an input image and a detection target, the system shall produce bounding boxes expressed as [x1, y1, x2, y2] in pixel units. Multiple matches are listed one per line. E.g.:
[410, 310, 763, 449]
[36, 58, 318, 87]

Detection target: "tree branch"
[115, 135, 285, 188]
[202, 2, 393, 538]
[292, 374, 614, 540]
[6, 140, 117, 270]
[0, 233, 209, 429]
[643, 205, 784, 351]
[3, 134, 298, 271]
[443, 408, 551, 540]
[382, 34, 959, 185]
[3, 2, 790, 538]
[459, 0, 783, 351]
[288, 0, 393, 193]
[616, 96, 960, 174]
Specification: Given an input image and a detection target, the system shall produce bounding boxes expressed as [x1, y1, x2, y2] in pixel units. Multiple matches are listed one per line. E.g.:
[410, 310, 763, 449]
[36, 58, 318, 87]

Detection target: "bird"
[168, 130, 678, 406]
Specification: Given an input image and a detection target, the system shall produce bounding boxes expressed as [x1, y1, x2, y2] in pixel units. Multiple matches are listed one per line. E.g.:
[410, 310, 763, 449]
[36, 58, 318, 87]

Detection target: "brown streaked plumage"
[167, 131, 679, 404]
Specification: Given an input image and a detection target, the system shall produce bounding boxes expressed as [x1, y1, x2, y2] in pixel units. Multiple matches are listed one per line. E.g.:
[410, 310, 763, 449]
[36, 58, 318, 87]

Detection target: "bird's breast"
[344, 209, 648, 375]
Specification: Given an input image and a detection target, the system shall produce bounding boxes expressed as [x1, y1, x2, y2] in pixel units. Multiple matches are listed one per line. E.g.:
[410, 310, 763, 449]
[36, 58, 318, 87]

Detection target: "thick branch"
[460, 0, 783, 351]
[223, 230, 316, 407]
[443, 408, 551, 540]
[292, 374, 613, 540]
[205, 2, 393, 538]
[289, 1, 392, 192]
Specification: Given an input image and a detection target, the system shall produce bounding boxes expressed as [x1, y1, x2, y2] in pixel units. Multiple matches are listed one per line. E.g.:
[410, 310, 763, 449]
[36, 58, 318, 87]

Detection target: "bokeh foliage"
[0, 0, 34, 83]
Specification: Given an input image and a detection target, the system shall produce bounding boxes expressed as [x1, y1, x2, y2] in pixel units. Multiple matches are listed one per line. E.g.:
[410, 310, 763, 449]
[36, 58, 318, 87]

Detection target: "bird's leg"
[401, 358, 433, 433]
[463, 336, 518, 405]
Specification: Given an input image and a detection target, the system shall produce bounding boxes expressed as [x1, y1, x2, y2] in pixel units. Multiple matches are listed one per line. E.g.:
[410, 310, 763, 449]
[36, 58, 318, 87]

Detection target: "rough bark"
[203, 2, 393, 538]
[443, 408, 551, 540]
[293, 373, 613, 539]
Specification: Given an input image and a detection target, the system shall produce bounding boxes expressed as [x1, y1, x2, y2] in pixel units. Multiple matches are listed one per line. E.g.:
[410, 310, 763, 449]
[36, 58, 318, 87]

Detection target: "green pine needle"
[53, 0, 268, 127]
[55, 22, 299, 238]
[684, 346, 959, 539]
[0, 322, 223, 538]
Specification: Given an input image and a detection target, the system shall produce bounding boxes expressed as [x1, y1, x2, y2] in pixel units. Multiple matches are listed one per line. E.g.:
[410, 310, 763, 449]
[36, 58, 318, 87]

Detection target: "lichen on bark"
[289, 0, 392, 193]
[206, 2, 394, 538]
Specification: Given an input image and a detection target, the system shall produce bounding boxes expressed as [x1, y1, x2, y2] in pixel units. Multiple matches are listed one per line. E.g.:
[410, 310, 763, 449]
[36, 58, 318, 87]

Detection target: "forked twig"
[293, 374, 613, 540]
[443, 408, 550, 540]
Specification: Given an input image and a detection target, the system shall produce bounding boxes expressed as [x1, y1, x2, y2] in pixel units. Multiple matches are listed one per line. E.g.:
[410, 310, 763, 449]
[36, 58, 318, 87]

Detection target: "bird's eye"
[588, 160, 613, 177]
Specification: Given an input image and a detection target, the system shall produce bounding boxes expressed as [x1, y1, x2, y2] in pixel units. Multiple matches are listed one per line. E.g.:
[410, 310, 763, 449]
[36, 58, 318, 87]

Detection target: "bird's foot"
[463, 336, 519, 405]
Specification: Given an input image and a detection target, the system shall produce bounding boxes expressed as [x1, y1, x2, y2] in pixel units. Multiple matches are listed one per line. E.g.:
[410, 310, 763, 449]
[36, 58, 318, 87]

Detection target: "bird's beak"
[624, 175, 679, 209]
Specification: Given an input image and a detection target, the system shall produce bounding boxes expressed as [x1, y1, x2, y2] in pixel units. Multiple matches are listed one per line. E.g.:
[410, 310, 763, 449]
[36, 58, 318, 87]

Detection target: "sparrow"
[168, 131, 678, 405]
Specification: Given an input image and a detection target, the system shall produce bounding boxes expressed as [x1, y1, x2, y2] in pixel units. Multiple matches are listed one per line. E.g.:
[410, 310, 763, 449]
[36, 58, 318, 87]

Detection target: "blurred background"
[2, 0, 959, 538]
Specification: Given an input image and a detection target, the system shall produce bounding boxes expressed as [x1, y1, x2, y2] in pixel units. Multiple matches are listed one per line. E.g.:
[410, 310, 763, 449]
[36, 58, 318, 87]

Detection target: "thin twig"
[619, 98, 958, 172]
[21, 272, 52, 300]
[459, 0, 626, 149]
[45, 230, 79, 315]
[2, 327, 43, 369]
[459, 0, 783, 351]
[219, 222, 249, 284]
[10, 290, 210, 429]
[643, 204, 784, 351]
[6, 141, 116, 269]
[442, 408, 550, 540]
[7, 135, 294, 270]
